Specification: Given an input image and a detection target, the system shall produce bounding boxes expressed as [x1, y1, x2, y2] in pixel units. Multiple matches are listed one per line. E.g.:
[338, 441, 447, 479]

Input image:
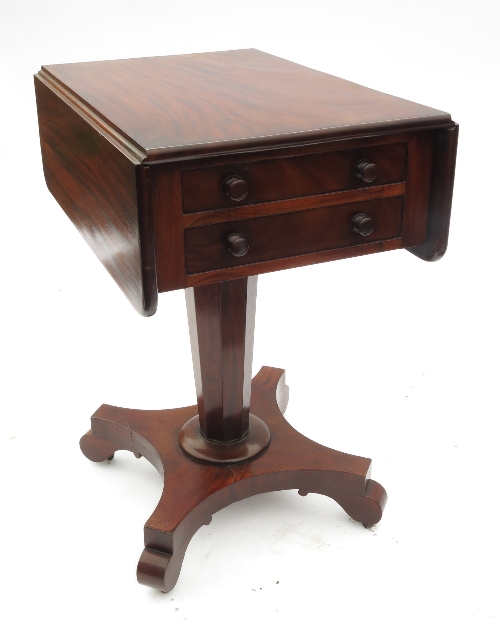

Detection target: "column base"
[80, 366, 387, 593]
[179, 413, 270, 464]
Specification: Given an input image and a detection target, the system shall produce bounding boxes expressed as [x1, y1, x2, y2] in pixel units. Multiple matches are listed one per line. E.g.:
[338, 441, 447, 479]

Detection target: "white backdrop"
[1, 1, 499, 627]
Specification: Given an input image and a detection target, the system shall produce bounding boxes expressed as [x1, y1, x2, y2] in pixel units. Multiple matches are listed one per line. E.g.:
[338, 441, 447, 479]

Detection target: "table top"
[35, 49, 457, 317]
[40, 49, 451, 162]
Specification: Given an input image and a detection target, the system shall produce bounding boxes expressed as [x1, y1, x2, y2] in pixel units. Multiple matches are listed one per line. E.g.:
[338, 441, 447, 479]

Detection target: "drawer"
[185, 196, 403, 274]
[182, 143, 407, 214]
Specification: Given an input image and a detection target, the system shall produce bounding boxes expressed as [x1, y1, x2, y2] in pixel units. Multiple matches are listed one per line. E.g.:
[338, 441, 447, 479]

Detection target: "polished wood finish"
[150, 164, 186, 293]
[351, 213, 375, 236]
[185, 278, 257, 442]
[181, 276, 270, 463]
[183, 182, 406, 228]
[184, 239, 403, 287]
[226, 233, 250, 257]
[407, 125, 459, 261]
[179, 413, 270, 464]
[223, 175, 249, 202]
[182, 142, 407, 214]
[40, 49, 451, 161]
[184, 197, 403, 275]
[36, 49, 458, 593]
[35, 51, 457, 308]
[356, 161, 378, 183]
[80, 367, 387, 593]
[34, 74, 157, 316]
[401, 130, 435, 248]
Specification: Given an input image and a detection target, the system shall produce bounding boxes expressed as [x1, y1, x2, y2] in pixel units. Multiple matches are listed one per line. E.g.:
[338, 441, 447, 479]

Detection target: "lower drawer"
[184, 196, 403, 274]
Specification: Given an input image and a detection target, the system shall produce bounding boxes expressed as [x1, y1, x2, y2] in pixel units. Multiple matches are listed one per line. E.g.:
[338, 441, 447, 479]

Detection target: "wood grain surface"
[184, 196, 403, 274]
[34, 74, 157, 315]
[80, 367, 387, 592]
[182, 183, 406, 228]
[35, 49, 457, 310]
[185, 277, 257, 442]
[40, 49, 451, 161]
[184, 238, 403, 288]
[407, 125, 459, 261]
[42, 49, 458, 596]
[182, 142, 407, 213]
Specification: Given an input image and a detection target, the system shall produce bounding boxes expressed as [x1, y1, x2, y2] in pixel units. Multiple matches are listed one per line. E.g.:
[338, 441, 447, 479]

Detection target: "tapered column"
[185, 276, 258, 443]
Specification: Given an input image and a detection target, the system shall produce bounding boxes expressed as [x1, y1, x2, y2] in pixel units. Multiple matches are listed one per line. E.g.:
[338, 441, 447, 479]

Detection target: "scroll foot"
[80, 430, 118, 462]
[137, 531, 197, 594]
[330, 479, 388, 528]
[299, 481, 387, 527]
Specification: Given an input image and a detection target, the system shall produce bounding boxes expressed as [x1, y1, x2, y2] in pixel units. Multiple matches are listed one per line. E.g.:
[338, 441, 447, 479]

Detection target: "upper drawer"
[182, 142, 407, 214]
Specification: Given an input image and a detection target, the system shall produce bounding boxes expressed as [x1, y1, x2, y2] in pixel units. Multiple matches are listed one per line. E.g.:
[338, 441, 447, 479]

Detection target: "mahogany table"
[35, 49, 458, 592]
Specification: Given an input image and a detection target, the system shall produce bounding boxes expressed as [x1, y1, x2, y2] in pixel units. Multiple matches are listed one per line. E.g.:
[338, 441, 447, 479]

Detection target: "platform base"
[80, 366, 387, 593]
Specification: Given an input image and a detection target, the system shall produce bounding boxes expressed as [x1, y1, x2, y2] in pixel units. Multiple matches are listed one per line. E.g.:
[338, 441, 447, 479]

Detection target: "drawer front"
[182, 143, 407, 214]
[185, 197, 403, 274]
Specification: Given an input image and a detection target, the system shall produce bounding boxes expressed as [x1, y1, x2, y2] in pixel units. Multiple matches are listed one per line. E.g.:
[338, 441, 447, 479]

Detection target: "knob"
[226, 233, 249, 257]
[356, 161, 378, 183]
[223, 175, 249, 202]
[351, 213, 374, 237]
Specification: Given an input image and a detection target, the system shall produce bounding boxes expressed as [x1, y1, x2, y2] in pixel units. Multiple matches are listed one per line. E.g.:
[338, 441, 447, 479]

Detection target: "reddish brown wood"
[179, 414, 270, 464]
[182, 182, 406, 229]
[351, 213, 375, 236]
[40, 49, 450, 162]
[150, 163, 186, 292]
[36, 52, 458, 302]
[225, 233, 250, 257]
[184, 196, 403, 275]
[407, 125, 459, 261]
[38, 50, 458, 595]
[356, 160, 378, 183]
[181, 131, 412, 168]
[401, 130, 434, 248]
[34, 74, 157, 316]
[80, 367, 387, 593]
[181, 142, 407, 214]
[185, 278, 257, 442]
[184, 238, 403, 287]
[222, 175, 249, 202]
[181, 276, 269, 462]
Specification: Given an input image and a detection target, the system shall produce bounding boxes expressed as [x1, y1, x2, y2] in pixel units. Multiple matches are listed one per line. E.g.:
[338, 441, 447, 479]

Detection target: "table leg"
[79, 278, 388, 592]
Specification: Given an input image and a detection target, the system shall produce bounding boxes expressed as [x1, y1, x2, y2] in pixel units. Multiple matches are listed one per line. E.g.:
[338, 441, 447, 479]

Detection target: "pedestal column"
[179, 277, 271, 462]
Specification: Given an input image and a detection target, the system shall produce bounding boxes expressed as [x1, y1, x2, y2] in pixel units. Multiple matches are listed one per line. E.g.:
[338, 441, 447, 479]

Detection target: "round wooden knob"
[223, 175, 249, 201]
[356, 161, 378, 183]
[351, 213, 374, 237]
[226, 233, 249, 257]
